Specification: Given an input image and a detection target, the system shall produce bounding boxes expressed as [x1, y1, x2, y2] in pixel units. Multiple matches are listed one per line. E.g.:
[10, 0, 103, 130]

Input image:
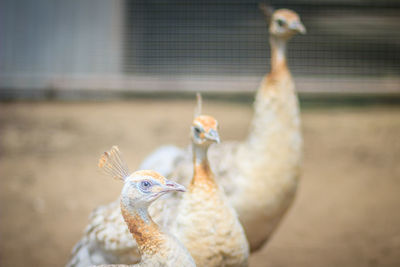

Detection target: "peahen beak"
[290, 21, 306, 34]
[164, 180, 186, 192]
[206, 129, 220, 144]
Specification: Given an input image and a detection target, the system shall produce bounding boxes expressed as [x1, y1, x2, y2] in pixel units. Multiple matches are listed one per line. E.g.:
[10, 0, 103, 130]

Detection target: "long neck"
[120, 200, 165, 256]
[240, 34, 301, 173]
[190, 144, 215, 190]
[270, 36, 289, 74]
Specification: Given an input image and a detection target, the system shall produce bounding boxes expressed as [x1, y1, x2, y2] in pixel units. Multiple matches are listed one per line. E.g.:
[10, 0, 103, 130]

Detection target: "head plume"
[194, 92, 203, 118]
[259, 3, 274, 21]
[98, 146, 130, 181]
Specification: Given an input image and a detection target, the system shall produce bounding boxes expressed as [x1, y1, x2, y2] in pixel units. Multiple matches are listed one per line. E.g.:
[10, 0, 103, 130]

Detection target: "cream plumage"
[148, 7, 306, 251]
[172, 115, 249, 267]
[91, 147, 195, 267]
[67, 8, 305, 266]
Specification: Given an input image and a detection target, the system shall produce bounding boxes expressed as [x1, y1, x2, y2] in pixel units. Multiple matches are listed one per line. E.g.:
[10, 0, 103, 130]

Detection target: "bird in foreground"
[92, 146, 195, 267]
[172, 114, 249, 267]
[67, 7, 306, 266]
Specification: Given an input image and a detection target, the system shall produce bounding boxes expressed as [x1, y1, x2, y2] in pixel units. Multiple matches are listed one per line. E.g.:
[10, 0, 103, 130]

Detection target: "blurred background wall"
[0, 0, 399, 98]
[1, 2, 400, 266]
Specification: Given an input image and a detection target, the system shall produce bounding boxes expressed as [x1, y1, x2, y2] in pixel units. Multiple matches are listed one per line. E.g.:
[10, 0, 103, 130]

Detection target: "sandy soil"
[0, 100, 399, 267]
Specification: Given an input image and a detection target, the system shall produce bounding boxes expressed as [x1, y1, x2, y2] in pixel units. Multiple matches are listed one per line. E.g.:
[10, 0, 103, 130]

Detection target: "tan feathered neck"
[243, 33, 299, 157]
[268, 36, 290, 81]
[120, 204, 165, 257]
[189, 145, 217, 192]
[231, 30, 302, 251]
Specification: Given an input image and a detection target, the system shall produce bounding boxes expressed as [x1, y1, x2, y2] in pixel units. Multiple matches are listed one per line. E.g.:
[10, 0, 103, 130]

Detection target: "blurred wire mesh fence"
[0, 0, 399, 98]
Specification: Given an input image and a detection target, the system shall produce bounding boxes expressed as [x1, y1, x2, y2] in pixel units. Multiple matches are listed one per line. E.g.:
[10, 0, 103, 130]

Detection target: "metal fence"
[0, 0, 399, 96]
[125, 0, 400, 77]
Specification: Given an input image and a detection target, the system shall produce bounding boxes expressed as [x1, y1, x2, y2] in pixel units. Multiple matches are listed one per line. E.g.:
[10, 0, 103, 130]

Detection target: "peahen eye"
[194, 127, 201, 134]
[140, 180, 152, 190]
[276, 19, 285, 27]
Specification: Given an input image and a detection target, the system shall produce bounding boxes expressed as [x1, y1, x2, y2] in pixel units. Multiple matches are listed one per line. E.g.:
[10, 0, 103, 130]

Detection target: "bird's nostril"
[209, 129, 217, 137]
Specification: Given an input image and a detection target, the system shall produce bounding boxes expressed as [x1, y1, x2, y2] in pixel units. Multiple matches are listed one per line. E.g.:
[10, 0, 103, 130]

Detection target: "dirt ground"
[0, 99, 399, 267]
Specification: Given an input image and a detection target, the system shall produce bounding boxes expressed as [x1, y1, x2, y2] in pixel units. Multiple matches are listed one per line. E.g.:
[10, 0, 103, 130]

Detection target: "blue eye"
[140, 180, 152, 190]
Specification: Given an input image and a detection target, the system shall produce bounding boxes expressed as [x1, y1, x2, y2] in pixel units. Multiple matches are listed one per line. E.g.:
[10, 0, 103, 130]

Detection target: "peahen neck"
[231, 32, 302, 250]
[190, 144, 216, 190]
[239, 33, 301, 180]
[120, 199, 165, 257]
[270, 35, 289, 74]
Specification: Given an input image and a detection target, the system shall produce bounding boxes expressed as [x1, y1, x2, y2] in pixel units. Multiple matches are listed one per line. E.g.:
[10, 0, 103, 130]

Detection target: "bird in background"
[67, 5, 306, 266]
[91, 146, 195, 267]
[171, 106, 249, 267]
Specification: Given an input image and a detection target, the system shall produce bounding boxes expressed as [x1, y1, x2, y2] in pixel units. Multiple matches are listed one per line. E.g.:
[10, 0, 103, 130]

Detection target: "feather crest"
[194, 92, 202, 118]
[259, 3, 274, 20]
[98, 146, 130, 181]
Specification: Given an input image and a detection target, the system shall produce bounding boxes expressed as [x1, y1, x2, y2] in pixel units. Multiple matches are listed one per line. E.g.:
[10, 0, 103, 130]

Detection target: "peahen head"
[260, 4, 306, 39]
[98, 146, 186, 208]
[122, 170, 186, 207]
[269, 9, 306, 39]
[191, 115, 220, 146]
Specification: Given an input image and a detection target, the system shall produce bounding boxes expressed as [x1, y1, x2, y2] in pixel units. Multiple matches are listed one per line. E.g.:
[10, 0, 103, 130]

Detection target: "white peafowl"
[91, 146, 195, 267]
[67, 6, 306, 266]
[172, 114, 249, 267]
